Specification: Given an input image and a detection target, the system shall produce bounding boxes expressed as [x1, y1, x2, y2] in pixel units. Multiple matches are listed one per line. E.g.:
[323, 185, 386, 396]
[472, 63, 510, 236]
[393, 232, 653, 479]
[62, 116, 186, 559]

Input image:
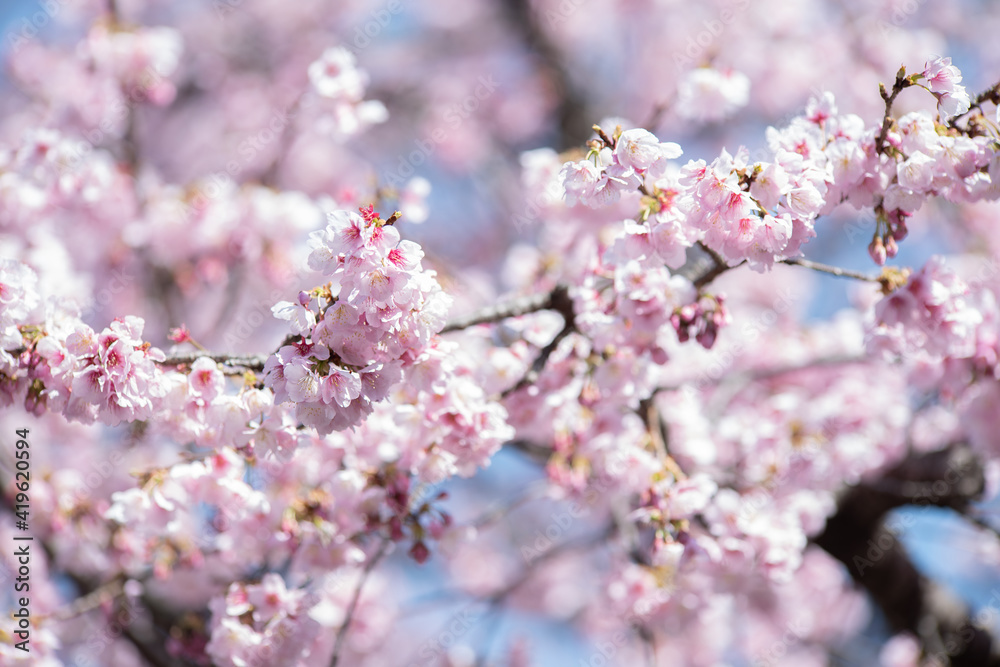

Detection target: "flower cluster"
[308, 46, 388, 138]
[105, 448, 274, 575]
[680, 147, 812, 271]
[68, 316, 168, 425]
[879, 110, 997, 236]
[82, 23, 184, 105]
[6, 1, 1000, 659]
[560, 128, 682, 209]
[205, 567, 392, 667]
[573, 220, 699, 363]
[0, 267, 171, 426]
[866, 256, 982, 361]
[675, 66, 751, 123]
[382, 340, 515, 481]
[670, 293, 730, 349]
[206, 574, 313, 667]
[920, 56, 971, 120]
[264, 206, 451, 433]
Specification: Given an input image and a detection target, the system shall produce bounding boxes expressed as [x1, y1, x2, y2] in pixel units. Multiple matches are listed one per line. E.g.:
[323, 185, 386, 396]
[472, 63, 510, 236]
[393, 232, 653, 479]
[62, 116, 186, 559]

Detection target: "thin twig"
[781, 257, 880, 282]
[329, 538, 391, 667]
[156, 285, 572, 379]
[471, 481, 550, 529]
[474, 607, 505, 667]
[159, 351, 269, 374]
[486, 522, 615, 604]
[691, 242, 740, 288]
[440, 287, 562, 333]
[706, 353, 866, 417]
[949, 79, 1000, 129]
[958, 509, 1000, 541]
[875, 71, 912, 155]
[639, 397, 684, 480]
[0, 495, 188, 667]
[500, 285, 576, 398]
[399, 524, 614, 666]
[208, 262, 247, 340]
[50, 577, 126, 621]
[643, 354, 866, 418]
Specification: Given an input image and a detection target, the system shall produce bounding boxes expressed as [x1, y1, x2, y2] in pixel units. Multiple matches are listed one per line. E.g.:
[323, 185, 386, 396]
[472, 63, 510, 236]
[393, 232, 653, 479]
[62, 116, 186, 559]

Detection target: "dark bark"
[499, 0, 594, 149]
[815, 444, 1000, 666]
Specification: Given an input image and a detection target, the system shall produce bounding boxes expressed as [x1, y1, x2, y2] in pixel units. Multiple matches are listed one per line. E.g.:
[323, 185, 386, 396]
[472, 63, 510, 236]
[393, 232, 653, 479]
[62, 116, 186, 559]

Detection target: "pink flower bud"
[168, 324, 192, 343]
[885, 235, 899, 258]
[409, 541, 430, 564]
[389, 516, 404, 541]
[868, 237, 887, 266]
[696, 325, 718, 349]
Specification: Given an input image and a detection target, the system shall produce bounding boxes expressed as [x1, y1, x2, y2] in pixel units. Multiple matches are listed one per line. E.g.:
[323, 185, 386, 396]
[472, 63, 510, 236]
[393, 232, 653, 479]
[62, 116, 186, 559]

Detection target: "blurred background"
[2, 0, 1000, 665]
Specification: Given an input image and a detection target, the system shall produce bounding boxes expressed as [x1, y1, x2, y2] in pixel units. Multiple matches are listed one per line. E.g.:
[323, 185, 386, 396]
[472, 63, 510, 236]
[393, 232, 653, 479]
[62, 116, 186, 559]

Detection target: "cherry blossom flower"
[922, 56, 971, 119]
[308, 47, 369, 102]
[676, 67, 751, 122]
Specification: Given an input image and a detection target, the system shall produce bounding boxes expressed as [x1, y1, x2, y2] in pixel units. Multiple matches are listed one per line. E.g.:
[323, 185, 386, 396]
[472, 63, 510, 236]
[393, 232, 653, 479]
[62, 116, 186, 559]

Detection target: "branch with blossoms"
[875, 67, 915, 156]
[5, 23, 1000, 664]
[950, 81, 1000, 130]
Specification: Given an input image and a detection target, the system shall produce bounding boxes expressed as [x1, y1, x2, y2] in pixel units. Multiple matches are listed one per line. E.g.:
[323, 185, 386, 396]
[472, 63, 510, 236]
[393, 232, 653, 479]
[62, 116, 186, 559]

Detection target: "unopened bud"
[868, 236, 887, 266]
[884, 234, 898, 258]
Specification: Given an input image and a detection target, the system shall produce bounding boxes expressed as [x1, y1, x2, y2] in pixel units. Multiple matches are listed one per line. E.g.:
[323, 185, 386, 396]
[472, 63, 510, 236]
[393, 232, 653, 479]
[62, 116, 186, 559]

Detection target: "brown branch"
[486, 521, 616, 604]
[958, 510, 1000, 542]
[875, 70, 913, 156]
[440, 286, 564, 333]
[500, 284, 576, 398]
[259, 96, 302, 187]
[948, 79, 1000, 130]
[159, 351, 269, 374]
[157, 284, 573, 378]
[637, 396, 684, 480]
[50, 577, 126, 621]
[329, 538, 391, 667]
[503, 438, 555, 464]
[781, 257, 880, 282]
[499, 0, 594, 149]
[814, 443, 1000, 667]
[471, 482, 549, 529]
[678, 242, 740, 289]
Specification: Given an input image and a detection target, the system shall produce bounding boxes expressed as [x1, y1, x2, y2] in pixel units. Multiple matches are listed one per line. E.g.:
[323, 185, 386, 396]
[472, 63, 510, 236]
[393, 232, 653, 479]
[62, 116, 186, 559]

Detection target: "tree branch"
[681, 242, 739, 289]
[329, 538, 391, 667]
[0, 491, 189, 667]
[499, 284, 576, 398]
[158, 351, 269, 374]
[814, 443, 1000, 667]
[499, 0, 594, 149]
[157, 284, 573, 378]
[876, 71, 913, 156]
[781, 257, 880, 282]
[948, 79, 1000, 129]
[440, 286, 564, 333]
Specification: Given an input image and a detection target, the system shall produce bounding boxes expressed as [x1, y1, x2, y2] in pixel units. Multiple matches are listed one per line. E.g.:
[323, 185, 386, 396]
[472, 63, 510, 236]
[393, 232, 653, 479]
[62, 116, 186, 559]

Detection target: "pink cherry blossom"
[309, 47, 369, 103]
[3, 5, 1000, 666]
[676, 67, 751, 122]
